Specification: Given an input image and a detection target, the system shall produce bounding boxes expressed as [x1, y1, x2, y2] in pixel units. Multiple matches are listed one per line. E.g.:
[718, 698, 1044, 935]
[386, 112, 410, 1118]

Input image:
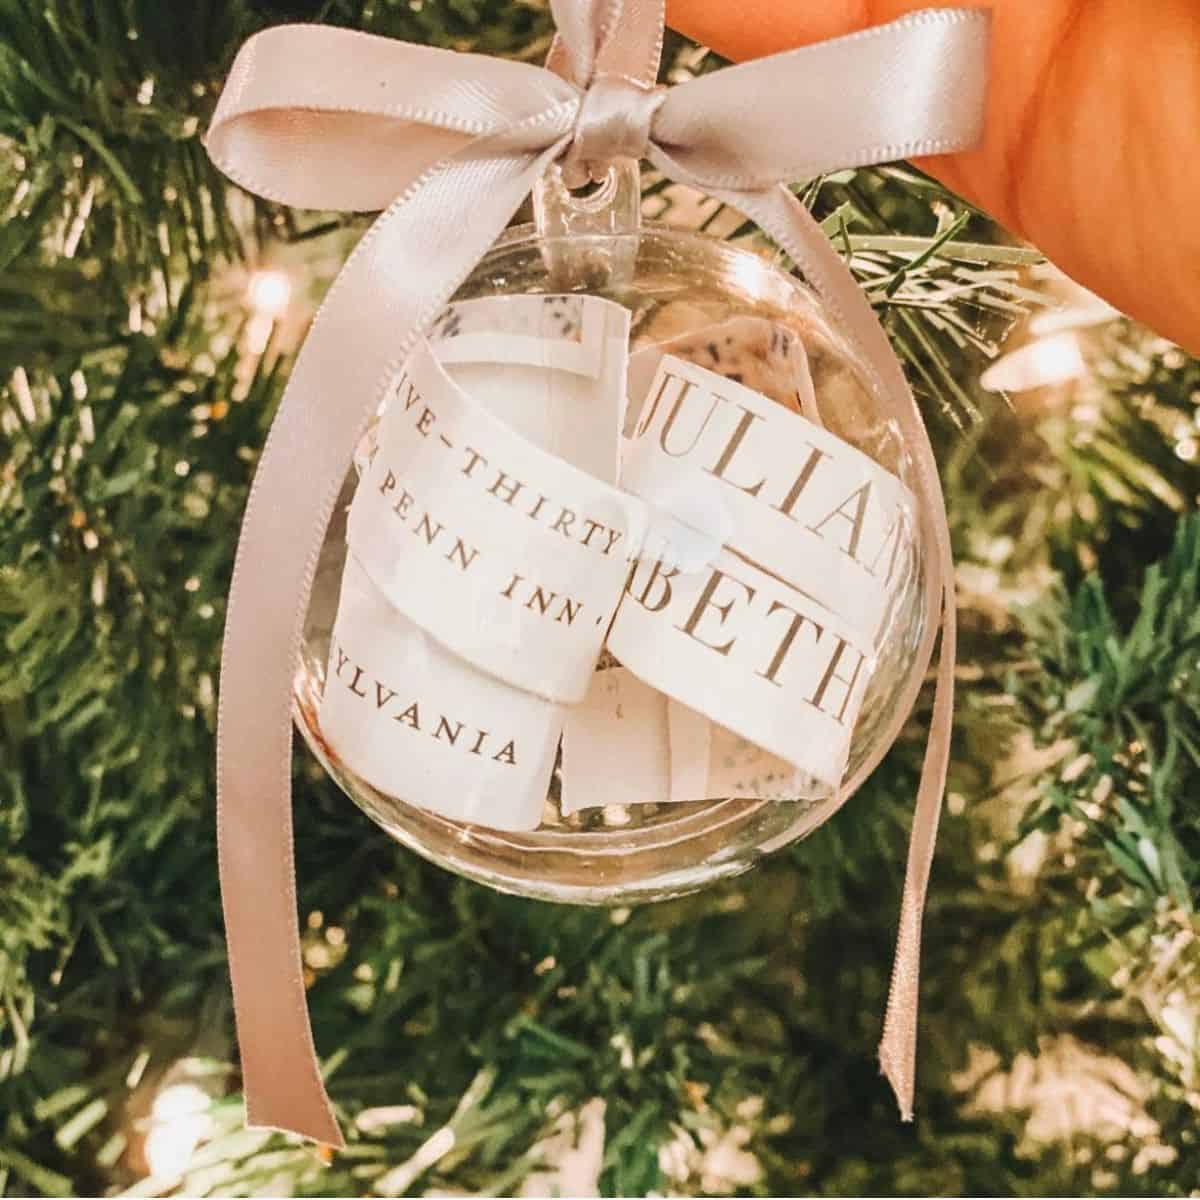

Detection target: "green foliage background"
[2, 1, 1199, 1195]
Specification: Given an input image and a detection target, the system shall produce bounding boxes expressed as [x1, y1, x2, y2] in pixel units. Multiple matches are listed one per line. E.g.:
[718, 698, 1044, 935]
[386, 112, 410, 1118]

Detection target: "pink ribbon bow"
[205, 0, 988, 1146]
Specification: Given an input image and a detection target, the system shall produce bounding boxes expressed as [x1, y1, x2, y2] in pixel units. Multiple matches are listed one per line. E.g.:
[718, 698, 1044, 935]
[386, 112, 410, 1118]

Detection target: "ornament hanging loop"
[533, 156, 642, 291]
[560, 75, 665, 189]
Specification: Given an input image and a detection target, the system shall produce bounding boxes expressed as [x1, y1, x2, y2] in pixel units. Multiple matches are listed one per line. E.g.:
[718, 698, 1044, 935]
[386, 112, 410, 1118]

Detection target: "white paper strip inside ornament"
[430, 294, 617, 379]
[560, 667, 672, 815]
[669, 706, 819, 804]
[625, 317, 823, 436]
[436, 296, 629, 486]
[622, 354, 916, 643]
[320, 556, 559, 831]
[346, 336, 647, 704]
[608, 543, 861, 792]
[353, 296, 630, 483]
[560, 668, 822, 815]
[704, 724, 808, 801]
[665, 701, 710, 803]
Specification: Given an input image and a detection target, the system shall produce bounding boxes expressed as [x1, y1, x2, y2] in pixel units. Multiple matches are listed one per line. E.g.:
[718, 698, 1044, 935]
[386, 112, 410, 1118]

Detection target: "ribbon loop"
[206, 24, 578, 211]
[649, 9, 989, 191]
[204, 3, 990, 1147]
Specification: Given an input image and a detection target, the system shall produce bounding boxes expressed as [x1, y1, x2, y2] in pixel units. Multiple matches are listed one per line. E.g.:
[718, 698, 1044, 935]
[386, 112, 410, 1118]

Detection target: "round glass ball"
[295, 220, 927, 904]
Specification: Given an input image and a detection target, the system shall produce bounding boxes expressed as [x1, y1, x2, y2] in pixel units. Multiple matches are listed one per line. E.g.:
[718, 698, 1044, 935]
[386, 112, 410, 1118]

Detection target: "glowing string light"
[980, 331, 1087, 394]
[245, 268, 294, 354]
[246, 268, 292, 318]
[144, 1081, 213, 1178]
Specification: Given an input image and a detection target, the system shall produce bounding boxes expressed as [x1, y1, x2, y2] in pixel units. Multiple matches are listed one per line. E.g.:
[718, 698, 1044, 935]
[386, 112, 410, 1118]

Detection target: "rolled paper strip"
[204, 0, 988, 1142]
[346, 339, 648, 705]
[609, 353, 921, 798]
[609, 543, 861, 794]
[322, 556, 563, 830]
[430, 294, 632, 486]
[325, 294, 634, 830]
[622, 354, 918, 640]
[561, 667, 675, 814]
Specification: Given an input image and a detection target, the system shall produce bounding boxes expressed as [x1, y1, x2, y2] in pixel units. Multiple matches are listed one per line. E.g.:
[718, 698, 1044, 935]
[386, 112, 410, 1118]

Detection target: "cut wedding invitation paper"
[606, 351, 918, 794]
[346, 335, 646, 704]
[322, 556, 561, 831]
[622, 353, 916, 642]
[320, 298, 918, 829]
[431, 294, 631, 485]
[324, 293, 637, 831]
[560, 666, 676, 814]
[560, 668, 806, 815]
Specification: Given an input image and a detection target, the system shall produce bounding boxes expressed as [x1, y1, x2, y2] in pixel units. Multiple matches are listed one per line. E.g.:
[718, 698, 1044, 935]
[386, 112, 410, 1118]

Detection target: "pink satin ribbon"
[205, 0, 988, 1145]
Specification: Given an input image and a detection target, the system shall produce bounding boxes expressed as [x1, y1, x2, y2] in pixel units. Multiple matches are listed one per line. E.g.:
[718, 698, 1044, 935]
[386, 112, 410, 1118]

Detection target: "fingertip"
[666, 0, 900, 61]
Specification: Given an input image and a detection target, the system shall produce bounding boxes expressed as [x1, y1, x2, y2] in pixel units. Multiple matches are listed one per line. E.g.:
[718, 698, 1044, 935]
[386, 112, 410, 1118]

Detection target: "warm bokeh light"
[144, 1081, 213, 1178]
[245, 267, 292, 319]
[980, 331, 1087, 394]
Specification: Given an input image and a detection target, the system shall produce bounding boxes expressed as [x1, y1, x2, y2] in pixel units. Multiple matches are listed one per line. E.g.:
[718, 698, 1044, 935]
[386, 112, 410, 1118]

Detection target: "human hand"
[665, 0, 1200, 354]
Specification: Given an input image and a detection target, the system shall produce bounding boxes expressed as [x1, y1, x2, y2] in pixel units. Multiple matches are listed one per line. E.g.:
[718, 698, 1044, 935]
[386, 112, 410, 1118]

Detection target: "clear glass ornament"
[295, 160, 927, 903]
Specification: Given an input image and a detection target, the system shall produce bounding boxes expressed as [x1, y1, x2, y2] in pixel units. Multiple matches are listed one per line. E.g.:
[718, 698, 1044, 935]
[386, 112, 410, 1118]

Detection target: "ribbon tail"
[217, 142, 563, 1146]
[708, 183, 955, 1119]
[878, 593, 956, 1118]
